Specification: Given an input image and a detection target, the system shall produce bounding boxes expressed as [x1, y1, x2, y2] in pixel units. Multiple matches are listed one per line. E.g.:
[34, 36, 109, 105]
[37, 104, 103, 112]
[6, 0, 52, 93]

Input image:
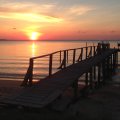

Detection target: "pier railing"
[21, 43, 110, 86]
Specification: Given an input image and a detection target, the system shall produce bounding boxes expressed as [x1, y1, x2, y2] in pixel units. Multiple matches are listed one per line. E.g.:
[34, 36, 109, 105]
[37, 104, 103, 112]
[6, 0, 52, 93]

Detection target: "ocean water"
[0, 40, 119, 81]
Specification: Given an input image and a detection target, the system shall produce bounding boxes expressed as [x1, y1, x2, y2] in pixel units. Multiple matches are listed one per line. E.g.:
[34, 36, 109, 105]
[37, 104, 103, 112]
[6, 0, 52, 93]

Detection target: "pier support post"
[73, 79, 78, 99]
[93, 65, 98, 88]
[93, 66, 96, 81]
[106, 57, 110, 78]
[21, 58, 33, 86]
[116, 52, 118, 67]
[97, 63, 101, 87]
[111, 53, 116, 74]
[85, 72, 89, 87]
[110, 55, 113, 75]
[102, 61, 106, 85]
[113, 52, 116, 73]
[60, 51, 61, 64]
[89, 68, 93, 89]
[73, 49, 76, 64]
[86, 47, 88, 59]
[49, 54, 53, 76]
[80, 72, 89, 96]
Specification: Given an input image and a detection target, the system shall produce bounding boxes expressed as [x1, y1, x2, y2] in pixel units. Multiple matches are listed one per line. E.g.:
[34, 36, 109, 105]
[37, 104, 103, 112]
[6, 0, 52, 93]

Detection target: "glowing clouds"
[0, 2, 63, 23]
[0, 12, 63, 23]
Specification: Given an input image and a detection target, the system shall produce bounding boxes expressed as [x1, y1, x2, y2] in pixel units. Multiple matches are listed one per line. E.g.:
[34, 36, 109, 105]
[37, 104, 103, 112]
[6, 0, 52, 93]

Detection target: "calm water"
[0, 40, 119, 81]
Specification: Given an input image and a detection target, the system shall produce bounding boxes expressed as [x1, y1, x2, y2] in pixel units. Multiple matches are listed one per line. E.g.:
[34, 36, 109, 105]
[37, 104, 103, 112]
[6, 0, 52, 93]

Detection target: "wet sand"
[0, 80, 120, 120]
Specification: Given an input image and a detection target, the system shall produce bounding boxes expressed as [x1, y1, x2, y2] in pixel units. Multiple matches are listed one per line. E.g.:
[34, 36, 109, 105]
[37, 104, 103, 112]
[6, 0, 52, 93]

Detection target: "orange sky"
[0, 0, 120, 40]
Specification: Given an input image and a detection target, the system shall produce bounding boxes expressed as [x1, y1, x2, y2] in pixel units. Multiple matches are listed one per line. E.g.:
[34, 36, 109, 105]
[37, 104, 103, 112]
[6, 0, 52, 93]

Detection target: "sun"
[24, 28, 42, 40]
[31, 32, 39, 40]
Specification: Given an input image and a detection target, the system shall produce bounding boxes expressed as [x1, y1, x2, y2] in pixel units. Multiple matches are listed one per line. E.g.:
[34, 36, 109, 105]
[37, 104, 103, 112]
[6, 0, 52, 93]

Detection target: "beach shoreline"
[0, 80, 21, 87]
[0, 79, 120, 120]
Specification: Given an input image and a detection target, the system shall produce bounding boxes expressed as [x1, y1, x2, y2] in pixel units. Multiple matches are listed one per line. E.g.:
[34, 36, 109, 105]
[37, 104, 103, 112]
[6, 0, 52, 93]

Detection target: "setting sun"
[31, 32, 39, 40]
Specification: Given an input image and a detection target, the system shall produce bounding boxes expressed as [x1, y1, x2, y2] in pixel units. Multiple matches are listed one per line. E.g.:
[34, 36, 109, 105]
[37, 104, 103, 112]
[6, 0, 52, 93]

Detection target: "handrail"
[31, 46, 93, 60]
[21, 43, 110, 87]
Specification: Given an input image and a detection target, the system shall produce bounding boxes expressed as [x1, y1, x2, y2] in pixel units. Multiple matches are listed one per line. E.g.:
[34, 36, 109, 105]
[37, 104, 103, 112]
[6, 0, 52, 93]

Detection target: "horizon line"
[0, 39, 120, 42]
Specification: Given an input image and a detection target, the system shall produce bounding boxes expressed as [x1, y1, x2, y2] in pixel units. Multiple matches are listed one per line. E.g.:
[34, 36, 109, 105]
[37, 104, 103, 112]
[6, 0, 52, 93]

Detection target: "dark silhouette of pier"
[0, 43, 119, 108]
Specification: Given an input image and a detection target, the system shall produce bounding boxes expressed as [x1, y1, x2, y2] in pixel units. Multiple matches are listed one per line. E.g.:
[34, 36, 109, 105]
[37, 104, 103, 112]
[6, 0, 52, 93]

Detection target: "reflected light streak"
[31, 42, 36, 57]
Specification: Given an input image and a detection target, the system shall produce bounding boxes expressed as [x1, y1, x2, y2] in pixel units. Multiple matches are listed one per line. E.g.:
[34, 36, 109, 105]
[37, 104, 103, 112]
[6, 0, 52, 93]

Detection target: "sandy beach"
[0, 79, 120, 120]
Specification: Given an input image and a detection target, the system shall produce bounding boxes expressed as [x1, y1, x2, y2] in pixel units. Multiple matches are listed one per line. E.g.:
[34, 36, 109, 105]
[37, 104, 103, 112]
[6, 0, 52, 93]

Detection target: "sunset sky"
[0, 0, 120, 40]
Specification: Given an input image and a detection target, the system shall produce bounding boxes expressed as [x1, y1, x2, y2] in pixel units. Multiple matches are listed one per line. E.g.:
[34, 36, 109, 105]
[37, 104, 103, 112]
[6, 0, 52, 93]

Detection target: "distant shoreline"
[0, 39, 120, 42]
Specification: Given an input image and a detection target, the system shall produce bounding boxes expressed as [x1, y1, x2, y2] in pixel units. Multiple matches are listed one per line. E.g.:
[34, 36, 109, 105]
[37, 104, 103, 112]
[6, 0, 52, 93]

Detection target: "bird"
[12, 28, 16, 30]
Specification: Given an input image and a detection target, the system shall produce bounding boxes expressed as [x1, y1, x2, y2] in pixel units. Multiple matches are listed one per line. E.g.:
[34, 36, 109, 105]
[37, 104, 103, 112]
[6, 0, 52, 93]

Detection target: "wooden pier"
[0, 43, 119, 108]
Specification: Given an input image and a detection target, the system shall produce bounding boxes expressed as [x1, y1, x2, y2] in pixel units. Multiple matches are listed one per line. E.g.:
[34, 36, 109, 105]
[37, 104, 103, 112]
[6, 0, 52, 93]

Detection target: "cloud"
[67, 6, 93, 16]
[0, 12, 63, 23]
[0, 1, 94, 23]
[0, 2, 57, 14]
[0, 2, 63, 23]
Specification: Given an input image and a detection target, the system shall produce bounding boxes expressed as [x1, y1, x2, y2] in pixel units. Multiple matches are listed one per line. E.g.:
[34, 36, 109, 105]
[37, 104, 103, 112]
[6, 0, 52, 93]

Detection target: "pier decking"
[0, 43, 119, 108]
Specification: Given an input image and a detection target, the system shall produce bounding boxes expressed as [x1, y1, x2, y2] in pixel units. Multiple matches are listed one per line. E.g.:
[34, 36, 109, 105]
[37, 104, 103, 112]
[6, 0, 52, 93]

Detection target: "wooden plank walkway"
[0, 48, 118, 108]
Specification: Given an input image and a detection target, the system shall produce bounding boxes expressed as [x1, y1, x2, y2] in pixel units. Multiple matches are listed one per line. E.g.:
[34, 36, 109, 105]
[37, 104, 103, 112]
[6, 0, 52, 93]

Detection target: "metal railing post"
[73, 49, 76, 64]
[29, 58, 33, 86]
[49, 54, 53, 76]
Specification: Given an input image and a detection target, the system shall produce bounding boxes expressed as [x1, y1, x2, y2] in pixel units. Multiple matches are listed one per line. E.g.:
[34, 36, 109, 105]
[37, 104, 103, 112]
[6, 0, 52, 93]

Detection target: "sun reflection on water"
[31, 42, 36, 57]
